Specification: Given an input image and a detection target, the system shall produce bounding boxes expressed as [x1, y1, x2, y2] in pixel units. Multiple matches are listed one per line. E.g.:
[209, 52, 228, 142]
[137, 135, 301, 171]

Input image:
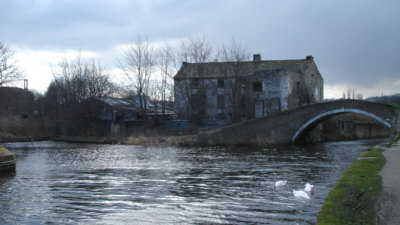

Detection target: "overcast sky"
[1, 0, 399, 98]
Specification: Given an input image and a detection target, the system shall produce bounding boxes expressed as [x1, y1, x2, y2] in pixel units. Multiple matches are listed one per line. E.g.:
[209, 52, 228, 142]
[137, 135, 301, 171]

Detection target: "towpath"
[378, 140, 400, 224]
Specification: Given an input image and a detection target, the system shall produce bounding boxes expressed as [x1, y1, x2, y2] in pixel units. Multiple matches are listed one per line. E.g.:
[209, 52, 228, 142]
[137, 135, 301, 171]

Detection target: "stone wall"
[247, 70, 283, 118]
[175, 70, 288, 121]
[174, 59, 324, 122]
[197, 100, 400, 145]
[305, 114, 389, 142]
[174, 78, 219, 120]
[285, 62, 323, 110]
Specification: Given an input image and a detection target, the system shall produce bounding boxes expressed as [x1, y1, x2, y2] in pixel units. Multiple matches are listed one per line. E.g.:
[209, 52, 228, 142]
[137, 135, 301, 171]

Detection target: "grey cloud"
[1, 1, 141, 50]
[0, 0, 219, 50]
[0, 0, 399, 91]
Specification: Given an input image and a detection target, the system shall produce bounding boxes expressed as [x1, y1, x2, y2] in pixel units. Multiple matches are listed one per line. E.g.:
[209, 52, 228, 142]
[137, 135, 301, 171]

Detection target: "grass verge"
[386, 131, 400, 148]
[317, 147, 386, 225]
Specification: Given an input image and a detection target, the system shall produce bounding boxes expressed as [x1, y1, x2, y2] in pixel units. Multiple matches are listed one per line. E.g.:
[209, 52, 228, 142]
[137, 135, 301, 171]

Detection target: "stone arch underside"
[291, 108, 391, 143]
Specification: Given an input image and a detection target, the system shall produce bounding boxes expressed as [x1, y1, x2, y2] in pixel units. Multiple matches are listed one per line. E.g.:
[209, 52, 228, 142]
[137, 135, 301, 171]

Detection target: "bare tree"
[217, 39, 251, 122]
[49, 56, 114, 136]
[175, 36, 214, 124]
[119, 36, 156, 119]
[296, 81, 311, 107]
[51, 56, 89, 106]
[218, 39, 250, 63]
[0, 41, 24, 86]
[157, 44, 175, 122]
[343, 89, 362, 100]
[85, 61, 115, 99]
[178, 35, 213, 63]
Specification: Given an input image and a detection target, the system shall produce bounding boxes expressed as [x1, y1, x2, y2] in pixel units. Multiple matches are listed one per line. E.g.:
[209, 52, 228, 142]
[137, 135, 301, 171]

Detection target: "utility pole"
[23, 79, 29, 117]
[24, 79, 28, 91]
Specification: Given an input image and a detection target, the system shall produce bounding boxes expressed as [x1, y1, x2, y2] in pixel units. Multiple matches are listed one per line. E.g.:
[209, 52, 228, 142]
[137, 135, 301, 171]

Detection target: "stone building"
[174, 54, 323, 124]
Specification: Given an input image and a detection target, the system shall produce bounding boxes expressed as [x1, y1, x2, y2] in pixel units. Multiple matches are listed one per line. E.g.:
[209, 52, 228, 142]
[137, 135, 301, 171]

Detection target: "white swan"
[293, 190, 310, 199]
[273, 174, 287, 188]
[304, 183, 315, 192]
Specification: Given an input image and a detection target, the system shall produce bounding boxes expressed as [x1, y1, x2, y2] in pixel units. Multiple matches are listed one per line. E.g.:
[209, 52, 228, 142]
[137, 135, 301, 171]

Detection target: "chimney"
[253, 54, 261, 62]
[306, 55, 314, 60]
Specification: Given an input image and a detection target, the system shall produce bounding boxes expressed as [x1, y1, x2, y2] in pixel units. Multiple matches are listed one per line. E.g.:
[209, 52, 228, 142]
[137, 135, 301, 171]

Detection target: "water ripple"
[0, 140, 385, 224]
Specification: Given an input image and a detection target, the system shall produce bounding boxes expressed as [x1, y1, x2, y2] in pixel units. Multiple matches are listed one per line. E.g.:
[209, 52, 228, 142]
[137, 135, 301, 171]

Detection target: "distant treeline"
[367, 93, 400, 108]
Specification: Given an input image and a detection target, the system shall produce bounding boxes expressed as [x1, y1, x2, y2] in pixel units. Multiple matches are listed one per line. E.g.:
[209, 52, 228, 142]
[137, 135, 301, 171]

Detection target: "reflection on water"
[0, 140, 384, 224]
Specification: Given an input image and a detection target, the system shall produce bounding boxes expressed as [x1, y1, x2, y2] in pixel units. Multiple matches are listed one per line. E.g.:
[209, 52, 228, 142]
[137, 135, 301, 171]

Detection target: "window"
[217, 95, 225, 108]
[270, 99, 280, 110]
[240, 97, 245, 109]
[254, 100, 264, 118]
[192, 79, 200, 88]
[253, 82, 262, 92]
[217, 79, 224, 88]
[216, 112, 226, 119]
[191, 94, 198, 102]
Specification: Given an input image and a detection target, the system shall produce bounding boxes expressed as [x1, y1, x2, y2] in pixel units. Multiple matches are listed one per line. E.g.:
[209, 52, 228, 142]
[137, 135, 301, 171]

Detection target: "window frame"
[253, 81, 262, 92]
[217, 95, 225, 109]
[217, 79, 225, 88]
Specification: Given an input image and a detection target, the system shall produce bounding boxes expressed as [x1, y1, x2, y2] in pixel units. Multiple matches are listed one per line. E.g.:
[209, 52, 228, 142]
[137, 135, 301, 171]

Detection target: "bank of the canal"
[0, 146, 16, 172]
[376, 135, 400, 224]
[317, 133, 400, 225]
[52, 135, 198, 146]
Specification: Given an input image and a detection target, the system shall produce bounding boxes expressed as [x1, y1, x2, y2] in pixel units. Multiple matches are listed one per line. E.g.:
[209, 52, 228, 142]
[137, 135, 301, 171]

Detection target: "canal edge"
[316, 142, 391, 224]
[0, 146, 16, 173]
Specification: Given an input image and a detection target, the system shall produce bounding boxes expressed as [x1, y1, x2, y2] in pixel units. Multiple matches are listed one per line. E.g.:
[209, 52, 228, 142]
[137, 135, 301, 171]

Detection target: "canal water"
[0, 140, 384, 224]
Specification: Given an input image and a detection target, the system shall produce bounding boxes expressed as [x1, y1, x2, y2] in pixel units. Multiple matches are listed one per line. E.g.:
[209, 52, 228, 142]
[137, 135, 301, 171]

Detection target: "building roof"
[174, 56, 315, 79]
[99, 97, 131, 107]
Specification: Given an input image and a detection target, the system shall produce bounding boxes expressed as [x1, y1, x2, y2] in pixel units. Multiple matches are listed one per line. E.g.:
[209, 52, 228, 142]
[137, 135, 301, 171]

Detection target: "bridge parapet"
[197, 100, 400, 145]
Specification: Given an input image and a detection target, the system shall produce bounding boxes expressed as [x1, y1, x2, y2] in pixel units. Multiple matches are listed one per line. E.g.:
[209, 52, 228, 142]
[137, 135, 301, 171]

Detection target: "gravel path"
[378, 141, 400, 225]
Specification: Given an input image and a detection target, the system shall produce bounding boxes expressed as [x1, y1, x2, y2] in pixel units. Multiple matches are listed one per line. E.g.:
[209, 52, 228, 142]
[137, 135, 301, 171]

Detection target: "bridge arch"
[198, 100, 399, 146]
[291, 108, 391, 143]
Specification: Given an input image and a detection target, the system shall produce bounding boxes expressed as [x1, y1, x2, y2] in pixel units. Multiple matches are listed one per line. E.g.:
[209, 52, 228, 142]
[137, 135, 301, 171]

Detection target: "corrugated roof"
[99, 97, 130, 107]
[174, 58, 313, 79]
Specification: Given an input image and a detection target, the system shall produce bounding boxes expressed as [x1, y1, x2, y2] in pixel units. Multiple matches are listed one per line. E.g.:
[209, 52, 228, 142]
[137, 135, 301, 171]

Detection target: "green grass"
[317, 147, 386, 225]
[389, 102, 400, 109]
[387, 131, 400, 148]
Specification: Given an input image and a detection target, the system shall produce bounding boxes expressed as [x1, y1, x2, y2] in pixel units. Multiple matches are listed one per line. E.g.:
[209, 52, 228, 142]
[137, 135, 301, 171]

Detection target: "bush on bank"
[0, 146, 16, 163]
[317, 147, 385, 225]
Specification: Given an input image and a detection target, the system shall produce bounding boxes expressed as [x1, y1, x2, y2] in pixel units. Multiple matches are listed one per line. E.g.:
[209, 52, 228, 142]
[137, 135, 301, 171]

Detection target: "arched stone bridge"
[198, 100, 400, 145]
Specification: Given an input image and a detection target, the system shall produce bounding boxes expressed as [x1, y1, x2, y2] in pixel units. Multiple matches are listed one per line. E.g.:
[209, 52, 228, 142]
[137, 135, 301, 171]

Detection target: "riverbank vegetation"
[0, 115, 54, 141]
[123, 135, 197, 146]
[53, 134, 197, 146]
[0, 146, 15, 163]
[317, 147, 386, 225]
[387, 131, 400, 148]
